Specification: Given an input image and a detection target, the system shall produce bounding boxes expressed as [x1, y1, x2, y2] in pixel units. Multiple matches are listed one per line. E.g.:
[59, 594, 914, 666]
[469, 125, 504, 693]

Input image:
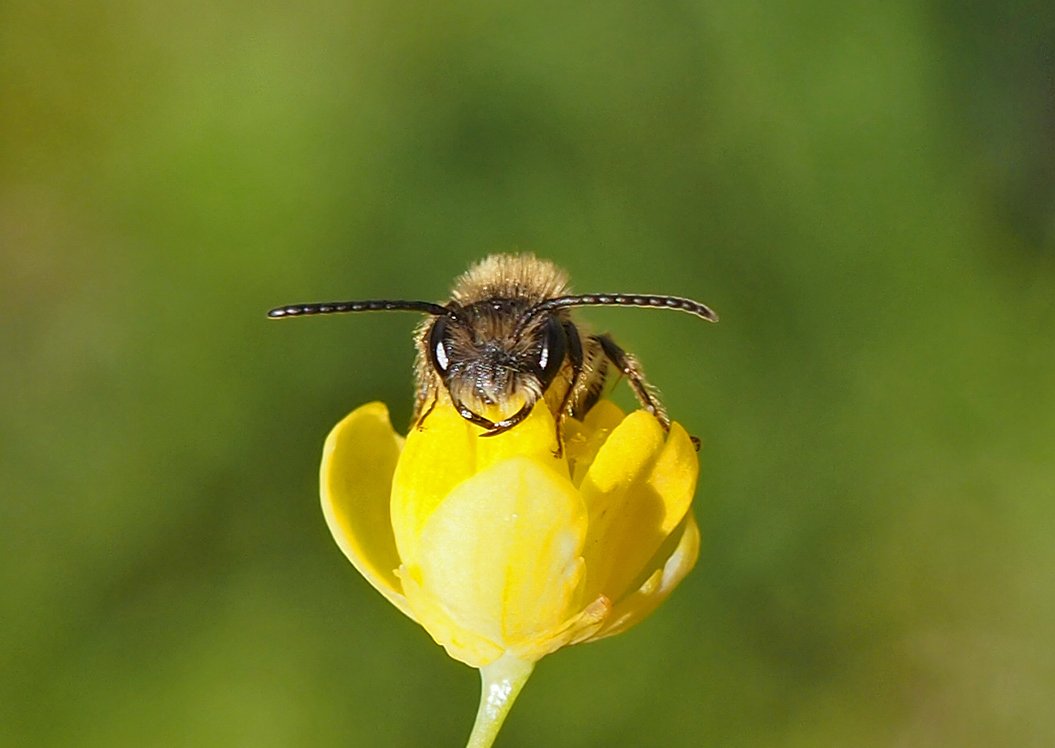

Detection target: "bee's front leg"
[593, 333, 671, 430]
[593, 333, 702, 452]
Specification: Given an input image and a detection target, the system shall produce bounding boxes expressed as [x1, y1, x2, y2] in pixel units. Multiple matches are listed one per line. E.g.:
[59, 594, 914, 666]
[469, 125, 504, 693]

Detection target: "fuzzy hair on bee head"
[450, 253, 571, 306]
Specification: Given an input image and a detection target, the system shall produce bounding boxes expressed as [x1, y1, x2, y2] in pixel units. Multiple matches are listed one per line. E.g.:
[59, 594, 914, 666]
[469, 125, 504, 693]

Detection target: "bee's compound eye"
[538, 316, 567, 386]
[434, 338, 449, 370]
[427, 316, 453, 374]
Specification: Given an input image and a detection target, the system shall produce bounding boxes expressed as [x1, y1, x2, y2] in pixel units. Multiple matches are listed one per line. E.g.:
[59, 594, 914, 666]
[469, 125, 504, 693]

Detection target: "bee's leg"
[550, 320, 584, 458]
[412, 335, 439, 430]
[594, 333, 671, 430]
[575, 348, 607, 417]
[414, 392, 438, 430]
[454, 400, 498, 431]
[481, 400, 533, 436]
[572, 339, 608, 419]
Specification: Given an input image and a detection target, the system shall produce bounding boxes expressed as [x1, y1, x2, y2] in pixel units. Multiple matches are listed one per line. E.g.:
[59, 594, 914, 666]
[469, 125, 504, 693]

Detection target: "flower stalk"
[465, 654, 535, 748]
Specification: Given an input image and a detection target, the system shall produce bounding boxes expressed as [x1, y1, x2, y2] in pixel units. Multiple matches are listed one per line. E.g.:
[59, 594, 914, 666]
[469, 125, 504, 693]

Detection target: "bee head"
[426, 300, 569, 431]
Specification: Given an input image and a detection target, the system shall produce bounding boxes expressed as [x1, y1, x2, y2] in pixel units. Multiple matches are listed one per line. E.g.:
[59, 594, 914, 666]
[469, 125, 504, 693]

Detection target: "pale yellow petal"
[588, 511, 701, 640]
[397, 564, 504, 668]
[401, 456, 588, 667]
[320, 402, 413, 619]
[579, 415, 698, 604]
[390, 402, 476, 565]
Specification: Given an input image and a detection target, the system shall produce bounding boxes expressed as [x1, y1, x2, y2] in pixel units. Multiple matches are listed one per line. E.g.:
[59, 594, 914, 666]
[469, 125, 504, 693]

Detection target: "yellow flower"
[321, 398, 701, 746]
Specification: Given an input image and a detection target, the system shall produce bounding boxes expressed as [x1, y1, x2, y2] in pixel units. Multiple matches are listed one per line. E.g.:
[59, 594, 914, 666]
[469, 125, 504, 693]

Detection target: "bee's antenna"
[517, 294, 718, 336]
[267, 300, 450, 319]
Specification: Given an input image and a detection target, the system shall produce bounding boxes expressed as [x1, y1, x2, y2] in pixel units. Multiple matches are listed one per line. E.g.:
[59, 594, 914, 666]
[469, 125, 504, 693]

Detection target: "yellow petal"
[397, 566, 504, 668]
[390, 402, 476, 565]
[392, 401, 565, 567]
[473, 401, 563, 476]
[646, 421, 700, 538]
[589, 511, 701, 640]
[579, 414, 698, 605]
[564, 400, 626, 486]
[320, 402, 413, 619]
[400, 456, 589, 667]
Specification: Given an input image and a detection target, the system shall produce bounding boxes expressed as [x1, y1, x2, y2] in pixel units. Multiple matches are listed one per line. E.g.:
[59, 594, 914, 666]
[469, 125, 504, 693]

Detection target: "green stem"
[464, 654, 535, 748]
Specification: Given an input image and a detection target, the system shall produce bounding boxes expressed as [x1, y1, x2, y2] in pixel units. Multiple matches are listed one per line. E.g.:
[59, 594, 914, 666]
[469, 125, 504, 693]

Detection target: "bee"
[268, 254, 717, 453]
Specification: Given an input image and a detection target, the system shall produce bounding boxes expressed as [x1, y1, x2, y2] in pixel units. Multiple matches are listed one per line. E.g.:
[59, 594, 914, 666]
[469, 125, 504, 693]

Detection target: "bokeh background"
[3, 2, 1053, 746]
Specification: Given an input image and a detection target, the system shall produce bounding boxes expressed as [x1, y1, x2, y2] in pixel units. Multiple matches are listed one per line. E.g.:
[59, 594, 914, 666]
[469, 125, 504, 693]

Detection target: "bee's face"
[425, 301, 569, 419]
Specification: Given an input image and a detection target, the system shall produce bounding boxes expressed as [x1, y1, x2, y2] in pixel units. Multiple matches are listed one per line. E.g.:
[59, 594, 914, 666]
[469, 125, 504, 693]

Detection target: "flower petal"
[473, 401, 563, 476]
[400, 456, 589, 667]
[564, 400, 626, 487]
[390, 402, 476, 566]
[392, 401, 565, 568]
[588, 511, 701, 640]
[320, 402, 413, 619]
[579, 414, 699, 605]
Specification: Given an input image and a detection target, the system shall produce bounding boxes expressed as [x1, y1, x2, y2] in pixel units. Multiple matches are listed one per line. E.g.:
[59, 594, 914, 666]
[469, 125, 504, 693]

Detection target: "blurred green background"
[2, 2, 1053, 746]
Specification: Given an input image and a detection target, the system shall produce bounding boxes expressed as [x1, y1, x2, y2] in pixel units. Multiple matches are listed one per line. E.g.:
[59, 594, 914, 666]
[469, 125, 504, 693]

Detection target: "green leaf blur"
[2, 2, 1052, 746]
